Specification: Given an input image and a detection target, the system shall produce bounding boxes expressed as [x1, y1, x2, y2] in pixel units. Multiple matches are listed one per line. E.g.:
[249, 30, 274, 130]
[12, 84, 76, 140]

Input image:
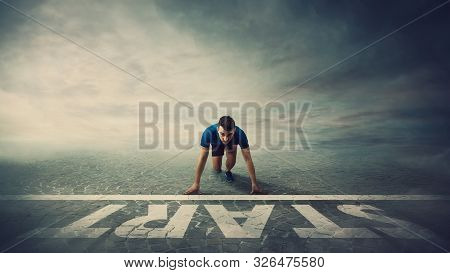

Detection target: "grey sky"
[0, 0, 449, 158]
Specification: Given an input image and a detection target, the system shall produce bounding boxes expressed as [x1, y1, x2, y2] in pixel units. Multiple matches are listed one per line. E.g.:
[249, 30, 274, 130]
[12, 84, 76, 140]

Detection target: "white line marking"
[36, 205, 125, 238]
[293, 205, 378, 238]
[0, 194, 449, 201]
[205, 205, 274, 238]
[338, 204, 438, 240]
[115, 205, 197, 238]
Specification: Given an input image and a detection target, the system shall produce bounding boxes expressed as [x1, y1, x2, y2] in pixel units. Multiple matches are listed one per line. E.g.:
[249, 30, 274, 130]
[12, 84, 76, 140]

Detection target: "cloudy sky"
[0, 0, 449, 158]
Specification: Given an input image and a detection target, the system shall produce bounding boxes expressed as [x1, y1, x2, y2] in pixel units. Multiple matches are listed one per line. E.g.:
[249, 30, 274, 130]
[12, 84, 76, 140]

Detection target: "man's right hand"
[250, 183, 263, 194]
[184, 183, 201, 195]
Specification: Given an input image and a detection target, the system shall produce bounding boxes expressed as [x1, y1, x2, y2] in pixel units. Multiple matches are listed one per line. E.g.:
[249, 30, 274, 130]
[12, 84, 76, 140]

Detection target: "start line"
[1, 194, 449, 201]
[0, 194, 448, 242]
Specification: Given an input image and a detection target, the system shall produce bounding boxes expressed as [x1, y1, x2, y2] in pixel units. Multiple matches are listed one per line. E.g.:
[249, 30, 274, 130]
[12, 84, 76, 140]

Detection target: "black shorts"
[211, 142, 235, 157]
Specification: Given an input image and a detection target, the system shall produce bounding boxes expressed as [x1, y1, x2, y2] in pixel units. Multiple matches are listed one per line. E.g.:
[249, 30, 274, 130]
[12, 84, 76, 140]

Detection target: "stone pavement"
[0, 146, 449, 252]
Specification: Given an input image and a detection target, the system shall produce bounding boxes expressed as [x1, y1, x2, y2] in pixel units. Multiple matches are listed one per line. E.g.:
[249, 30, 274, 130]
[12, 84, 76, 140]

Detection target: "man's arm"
[241, 148, 262, 194]
[194, 147, 209, 184]
[185, 147, 209, 194]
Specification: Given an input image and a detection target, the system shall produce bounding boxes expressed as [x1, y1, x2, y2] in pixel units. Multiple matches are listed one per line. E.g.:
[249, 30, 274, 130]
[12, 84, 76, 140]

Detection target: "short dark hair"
[218, 116, 235, 131]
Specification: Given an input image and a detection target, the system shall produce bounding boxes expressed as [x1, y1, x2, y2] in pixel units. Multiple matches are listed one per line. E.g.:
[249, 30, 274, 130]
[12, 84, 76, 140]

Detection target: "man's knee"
[212, 156, 223, 171]
[226, 150, 237, 160]
[225, 150, 236, 166]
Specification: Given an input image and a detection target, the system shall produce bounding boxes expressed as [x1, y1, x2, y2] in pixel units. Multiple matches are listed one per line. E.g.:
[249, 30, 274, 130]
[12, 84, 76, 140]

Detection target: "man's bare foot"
[250, 183, 263, 194]
[184, 184, 201, 195]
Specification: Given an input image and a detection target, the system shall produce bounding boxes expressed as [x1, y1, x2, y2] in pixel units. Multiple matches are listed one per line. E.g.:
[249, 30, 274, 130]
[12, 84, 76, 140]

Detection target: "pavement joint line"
[0, 195, 449, 201]
[0, 215, 69, 253]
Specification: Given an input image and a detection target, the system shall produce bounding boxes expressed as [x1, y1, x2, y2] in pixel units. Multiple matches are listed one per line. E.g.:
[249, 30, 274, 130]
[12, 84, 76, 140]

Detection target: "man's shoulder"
[235, 126, 245, 134]
[205, 124, 218, 132]
[202, 124, 218, 136]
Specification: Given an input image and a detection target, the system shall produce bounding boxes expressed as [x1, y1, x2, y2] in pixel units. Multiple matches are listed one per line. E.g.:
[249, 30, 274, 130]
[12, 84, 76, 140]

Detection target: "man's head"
[217, 116, 236, 144]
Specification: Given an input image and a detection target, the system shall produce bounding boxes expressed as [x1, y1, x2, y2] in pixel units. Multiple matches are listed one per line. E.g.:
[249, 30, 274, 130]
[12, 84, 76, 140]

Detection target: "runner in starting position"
[184, 116, 263, 195]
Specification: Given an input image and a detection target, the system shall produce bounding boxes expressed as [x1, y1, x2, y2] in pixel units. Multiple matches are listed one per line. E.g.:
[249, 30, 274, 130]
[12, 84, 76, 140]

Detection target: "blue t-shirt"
[200, 124, 249, 149]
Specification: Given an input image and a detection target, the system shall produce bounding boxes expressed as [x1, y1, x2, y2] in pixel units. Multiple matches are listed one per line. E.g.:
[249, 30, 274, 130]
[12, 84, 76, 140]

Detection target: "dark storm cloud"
[0, 0, 449, 157]
[152, 0, 450, 87]
[0, 0, 42, 36]
[335, 108, 450, 123]
[150, 0, 450, 149]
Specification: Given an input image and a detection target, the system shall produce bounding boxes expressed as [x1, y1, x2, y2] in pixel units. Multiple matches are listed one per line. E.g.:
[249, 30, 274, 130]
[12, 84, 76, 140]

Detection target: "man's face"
[218, 126, 235, 144]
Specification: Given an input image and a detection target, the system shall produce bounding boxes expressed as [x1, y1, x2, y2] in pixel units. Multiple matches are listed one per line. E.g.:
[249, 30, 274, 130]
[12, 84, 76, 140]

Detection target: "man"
[184, 116, 263, 195]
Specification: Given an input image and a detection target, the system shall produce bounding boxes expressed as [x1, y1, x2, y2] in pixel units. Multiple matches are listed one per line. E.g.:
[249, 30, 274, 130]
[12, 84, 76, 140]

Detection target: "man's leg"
[225, 145, 237, 172]
[211, 156, 223, 172]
